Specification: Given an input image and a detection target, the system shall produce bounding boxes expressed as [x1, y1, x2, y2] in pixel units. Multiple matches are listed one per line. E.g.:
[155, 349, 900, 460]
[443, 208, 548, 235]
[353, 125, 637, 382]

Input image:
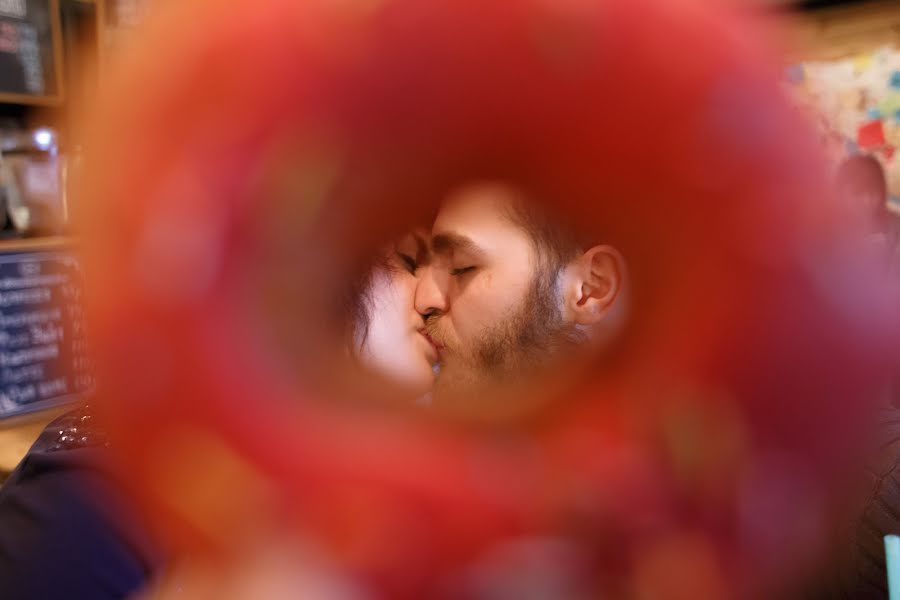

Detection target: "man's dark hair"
[837, 155, 889, 219]
[503, 196, 584, 271]
[836, 154, 897, 250]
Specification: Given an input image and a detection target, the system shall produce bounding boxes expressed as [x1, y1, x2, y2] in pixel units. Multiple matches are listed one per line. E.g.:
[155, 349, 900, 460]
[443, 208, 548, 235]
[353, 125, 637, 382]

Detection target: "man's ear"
[561, 245, 626, 326]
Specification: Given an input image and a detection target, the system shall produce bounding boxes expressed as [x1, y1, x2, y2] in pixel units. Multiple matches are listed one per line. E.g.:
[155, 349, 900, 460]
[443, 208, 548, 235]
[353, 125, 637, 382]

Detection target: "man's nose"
[415, 265, 449, 318]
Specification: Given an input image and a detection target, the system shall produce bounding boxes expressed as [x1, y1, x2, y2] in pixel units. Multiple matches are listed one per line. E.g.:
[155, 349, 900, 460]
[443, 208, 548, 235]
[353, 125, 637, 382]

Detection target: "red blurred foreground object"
[78, 0, 900, 597]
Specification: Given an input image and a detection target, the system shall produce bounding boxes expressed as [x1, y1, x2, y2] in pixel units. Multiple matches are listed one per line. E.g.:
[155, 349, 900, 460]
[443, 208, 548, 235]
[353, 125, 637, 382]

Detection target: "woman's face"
[356, 232, 436, 394]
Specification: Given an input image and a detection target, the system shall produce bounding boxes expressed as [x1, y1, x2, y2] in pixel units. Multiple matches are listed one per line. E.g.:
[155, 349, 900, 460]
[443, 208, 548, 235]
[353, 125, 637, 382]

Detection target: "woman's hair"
[342, 251, 394, 355]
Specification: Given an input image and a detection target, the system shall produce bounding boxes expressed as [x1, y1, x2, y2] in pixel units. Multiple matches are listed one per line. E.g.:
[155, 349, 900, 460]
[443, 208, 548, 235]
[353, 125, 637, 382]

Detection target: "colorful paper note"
[853, 53, 872, 73]
[858, 120, 886, 149]
[881, 94, 900, 116]
[891, 71, 900, 90]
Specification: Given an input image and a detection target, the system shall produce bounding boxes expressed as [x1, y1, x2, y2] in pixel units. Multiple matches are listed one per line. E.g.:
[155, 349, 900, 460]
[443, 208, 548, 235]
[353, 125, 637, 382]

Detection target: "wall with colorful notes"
[784, 2, 900, 212]
[787, 46, 900, 211]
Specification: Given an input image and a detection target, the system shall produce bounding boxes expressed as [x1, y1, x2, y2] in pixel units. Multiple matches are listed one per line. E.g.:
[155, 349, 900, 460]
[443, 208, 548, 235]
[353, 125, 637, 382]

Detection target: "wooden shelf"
[0, 235, 75, 252]
[784, 0, 900, 60]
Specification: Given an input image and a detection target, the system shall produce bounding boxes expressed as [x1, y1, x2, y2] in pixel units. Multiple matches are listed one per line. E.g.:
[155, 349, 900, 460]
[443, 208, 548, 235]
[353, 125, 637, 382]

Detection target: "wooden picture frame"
[0, 0, 65, 107]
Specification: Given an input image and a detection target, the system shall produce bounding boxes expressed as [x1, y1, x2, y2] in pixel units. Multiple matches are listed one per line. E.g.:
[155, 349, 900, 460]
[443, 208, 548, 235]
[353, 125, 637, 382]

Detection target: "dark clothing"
[0, 407, 161, 599]
[811, 406, 900, 599]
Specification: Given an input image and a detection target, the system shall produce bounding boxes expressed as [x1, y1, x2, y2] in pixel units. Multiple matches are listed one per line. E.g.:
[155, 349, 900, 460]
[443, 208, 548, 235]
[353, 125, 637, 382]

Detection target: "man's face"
[415, 184, 573, 398]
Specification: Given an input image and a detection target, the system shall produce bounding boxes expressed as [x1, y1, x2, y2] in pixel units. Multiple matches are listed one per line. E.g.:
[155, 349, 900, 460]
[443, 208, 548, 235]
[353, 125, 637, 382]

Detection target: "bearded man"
[416, 182, 628, 404]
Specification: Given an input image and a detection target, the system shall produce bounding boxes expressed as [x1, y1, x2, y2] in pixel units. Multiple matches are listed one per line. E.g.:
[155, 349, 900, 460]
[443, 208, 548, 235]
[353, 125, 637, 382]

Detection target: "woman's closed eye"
[397, 253, 418, 274]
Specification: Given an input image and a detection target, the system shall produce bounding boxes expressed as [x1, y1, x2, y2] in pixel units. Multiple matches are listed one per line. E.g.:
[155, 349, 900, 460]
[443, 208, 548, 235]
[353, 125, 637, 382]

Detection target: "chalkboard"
[0, 248, 91, 419]
[0, 0, 63, 105]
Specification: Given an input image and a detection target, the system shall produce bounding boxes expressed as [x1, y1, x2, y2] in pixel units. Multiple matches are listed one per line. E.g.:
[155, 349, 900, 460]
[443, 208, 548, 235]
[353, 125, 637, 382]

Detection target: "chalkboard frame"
[0, 0, 65, 107]
[0, 379, 79, 419]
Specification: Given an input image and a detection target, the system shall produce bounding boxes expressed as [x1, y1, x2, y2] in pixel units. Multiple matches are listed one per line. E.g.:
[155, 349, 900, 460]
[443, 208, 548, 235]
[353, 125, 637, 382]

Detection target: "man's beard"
[425, 265, 585, 399]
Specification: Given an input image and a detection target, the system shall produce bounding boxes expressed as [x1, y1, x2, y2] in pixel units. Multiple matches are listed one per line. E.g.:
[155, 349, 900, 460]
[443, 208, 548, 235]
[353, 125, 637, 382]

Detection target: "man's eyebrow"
[431, 232, 485, 257]
[409, 231, 432, 264]
[412, 232, 429, 255]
